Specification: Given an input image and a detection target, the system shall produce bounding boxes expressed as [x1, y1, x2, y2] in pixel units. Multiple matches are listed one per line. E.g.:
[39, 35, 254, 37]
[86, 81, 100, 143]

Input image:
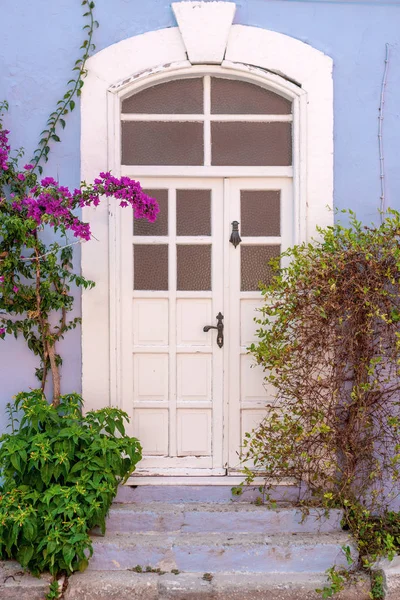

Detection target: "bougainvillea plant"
[0, 100, 158, 406]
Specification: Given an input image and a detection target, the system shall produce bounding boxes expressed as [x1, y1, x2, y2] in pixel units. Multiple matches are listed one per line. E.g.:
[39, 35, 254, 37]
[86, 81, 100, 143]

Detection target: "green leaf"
[10, 452, 21, 472]
[17, 545, 34, 567]
[62, 544, 75, 568]
[23, 519, 37, 542]
[78, 558, 89, 572]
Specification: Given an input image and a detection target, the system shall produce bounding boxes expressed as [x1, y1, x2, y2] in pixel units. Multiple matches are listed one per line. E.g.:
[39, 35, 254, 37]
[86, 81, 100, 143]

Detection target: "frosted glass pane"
[122, 122, 204, 165]
[177, 245, 211, 291]
[241, 245, 280, 291]
[176, 190, 211, 236]
[134, 245, 168, 290]
[240, 190, 280, 237]
[122, 78, 203, 114]
[134, 189, 168, 236]
[211, 78, 292, 114]
[211, 122, 292, 166]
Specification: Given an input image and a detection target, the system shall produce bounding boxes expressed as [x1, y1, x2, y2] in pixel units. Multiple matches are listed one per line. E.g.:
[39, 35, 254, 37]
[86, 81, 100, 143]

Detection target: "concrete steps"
[101, 502, 343, 535]
[78, 487, 367, 598]
[64, 571, 371, 600]
[115, 483, 301, 504]
[89, 530, 356, 573]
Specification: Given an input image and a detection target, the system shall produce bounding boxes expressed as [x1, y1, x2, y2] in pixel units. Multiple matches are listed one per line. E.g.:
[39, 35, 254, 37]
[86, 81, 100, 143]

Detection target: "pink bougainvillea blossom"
[0, 328, 5, 336]
[24, 164, 34, 170]
[13, 286, 19, 293]
[0, 129, 10, 171]
[11, 171, 159, 241]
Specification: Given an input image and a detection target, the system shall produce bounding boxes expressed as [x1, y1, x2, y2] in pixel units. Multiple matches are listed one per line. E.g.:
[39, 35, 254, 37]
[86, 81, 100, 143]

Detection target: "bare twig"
[378, 43, 390, 221]
[21, 239, 85, 262]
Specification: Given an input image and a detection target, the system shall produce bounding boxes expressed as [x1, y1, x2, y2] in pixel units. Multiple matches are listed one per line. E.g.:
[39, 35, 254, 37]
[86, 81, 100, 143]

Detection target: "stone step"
[89, 531, 356, 574]
[0, 562, 52, 600]
[65, 570, 371, 599]
[115, 484, 301, 504]
[101, 503, 343, 535]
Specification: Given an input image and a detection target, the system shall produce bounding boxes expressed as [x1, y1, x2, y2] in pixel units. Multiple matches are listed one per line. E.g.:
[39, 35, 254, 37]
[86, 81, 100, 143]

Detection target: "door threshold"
[124, 475, 295, 486]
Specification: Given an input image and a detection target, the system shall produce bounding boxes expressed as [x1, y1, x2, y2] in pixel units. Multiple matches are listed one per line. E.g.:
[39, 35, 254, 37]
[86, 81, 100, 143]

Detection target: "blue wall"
[0, 0, 399, 427]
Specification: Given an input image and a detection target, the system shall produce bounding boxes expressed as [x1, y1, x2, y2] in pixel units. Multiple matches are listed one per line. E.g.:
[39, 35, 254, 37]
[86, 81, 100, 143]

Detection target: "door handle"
[203, 312, 224, 348]
[229, 221, 242, 248]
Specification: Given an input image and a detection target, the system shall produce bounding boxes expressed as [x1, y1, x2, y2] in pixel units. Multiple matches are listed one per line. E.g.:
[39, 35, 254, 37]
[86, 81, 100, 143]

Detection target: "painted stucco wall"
[0, 0, 399, 428]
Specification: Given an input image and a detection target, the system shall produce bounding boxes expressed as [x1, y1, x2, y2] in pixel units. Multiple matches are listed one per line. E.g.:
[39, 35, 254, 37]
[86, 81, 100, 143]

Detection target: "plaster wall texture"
[0, 0, 399, 426]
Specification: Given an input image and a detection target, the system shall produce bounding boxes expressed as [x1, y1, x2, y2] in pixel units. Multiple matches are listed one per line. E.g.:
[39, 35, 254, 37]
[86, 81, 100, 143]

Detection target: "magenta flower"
[13, 285, 19, 293]
[41, 177, 58, 187]
[0, 129, 10, 171]
[0, 276, 4, 284]
[24, 164, 34, 170]
[6, 171, 158, 242]
[0, 328, 5, 336]
[17, 173, 25, 182]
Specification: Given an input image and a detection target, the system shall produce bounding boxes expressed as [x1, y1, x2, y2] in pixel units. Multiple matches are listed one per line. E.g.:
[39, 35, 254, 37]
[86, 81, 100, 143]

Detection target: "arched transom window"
[120, 76, 293, 167]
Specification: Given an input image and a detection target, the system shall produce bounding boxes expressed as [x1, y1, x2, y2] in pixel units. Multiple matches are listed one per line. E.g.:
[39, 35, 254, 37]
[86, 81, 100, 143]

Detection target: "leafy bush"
[240, 210, 400, 572]
[243, 210, 400, 513]
[0, 390, 142, 576]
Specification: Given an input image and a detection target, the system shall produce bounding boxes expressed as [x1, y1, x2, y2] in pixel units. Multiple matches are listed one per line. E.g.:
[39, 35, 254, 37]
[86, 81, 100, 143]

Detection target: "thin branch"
[31, 2, 98, 173]
[378, 43, 390, 222]
[21, 239, 85, 262]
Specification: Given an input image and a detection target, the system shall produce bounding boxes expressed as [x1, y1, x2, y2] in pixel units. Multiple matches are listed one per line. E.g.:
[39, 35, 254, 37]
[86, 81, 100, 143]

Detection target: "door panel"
[120, 178, 224, 475]
[226, 178, 293, 472]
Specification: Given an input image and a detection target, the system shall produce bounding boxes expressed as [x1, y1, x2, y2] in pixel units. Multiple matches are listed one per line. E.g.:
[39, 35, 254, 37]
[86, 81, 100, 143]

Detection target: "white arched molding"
[81, 7, 333, 411]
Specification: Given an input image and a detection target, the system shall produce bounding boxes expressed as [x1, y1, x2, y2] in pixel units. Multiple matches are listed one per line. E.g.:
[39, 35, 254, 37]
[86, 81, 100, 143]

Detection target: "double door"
[120, 177, 292, 476]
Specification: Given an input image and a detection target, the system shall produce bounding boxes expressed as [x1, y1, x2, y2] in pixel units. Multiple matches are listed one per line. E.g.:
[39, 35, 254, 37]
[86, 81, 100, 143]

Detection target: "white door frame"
[81, 4, 334, 420]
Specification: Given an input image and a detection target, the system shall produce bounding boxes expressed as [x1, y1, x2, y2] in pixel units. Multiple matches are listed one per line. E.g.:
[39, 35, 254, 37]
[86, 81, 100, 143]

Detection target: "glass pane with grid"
[121, 75, 293, 167]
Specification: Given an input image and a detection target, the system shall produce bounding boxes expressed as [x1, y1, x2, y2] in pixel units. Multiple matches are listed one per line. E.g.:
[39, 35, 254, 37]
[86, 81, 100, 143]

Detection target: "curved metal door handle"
[203, 312, 224, 348]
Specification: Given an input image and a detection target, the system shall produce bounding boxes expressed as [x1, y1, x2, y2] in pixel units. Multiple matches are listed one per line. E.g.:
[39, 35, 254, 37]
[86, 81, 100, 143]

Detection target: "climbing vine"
[238, 209, 400, 595]
[31, 0, 98, 174]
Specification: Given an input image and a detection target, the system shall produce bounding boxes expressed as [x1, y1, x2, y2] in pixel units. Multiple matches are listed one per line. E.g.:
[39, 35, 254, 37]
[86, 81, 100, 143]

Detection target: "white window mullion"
[210, 114, 292, 122]
[204, 76, 211, 166]
[121, 114, 291, 122]
[121, 114, 205, 122]
[168, 188, 178, 457]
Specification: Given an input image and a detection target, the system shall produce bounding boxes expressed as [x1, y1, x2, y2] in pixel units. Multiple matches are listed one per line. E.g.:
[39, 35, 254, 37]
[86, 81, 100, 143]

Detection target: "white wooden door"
[226, 178, 293, 472]
[120, 178, 225, 475]
[120, 177, 292, 476]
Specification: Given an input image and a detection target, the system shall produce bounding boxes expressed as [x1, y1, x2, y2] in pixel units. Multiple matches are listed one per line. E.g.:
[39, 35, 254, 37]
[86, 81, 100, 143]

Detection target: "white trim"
[172, 1, 236, 64]
[81, 11, 333, 428]
[121, 166, 294, 178]
[120, 114, 292, 122]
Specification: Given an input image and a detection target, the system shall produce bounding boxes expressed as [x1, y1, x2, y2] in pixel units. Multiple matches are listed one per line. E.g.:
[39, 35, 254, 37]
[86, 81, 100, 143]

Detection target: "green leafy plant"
[342, 503, 400, 567]
[0, 390, 142, 577]
[316, 567, 348, 599]
[370, 571, 385, 599]
[46, 580, 61, 600]
[243, 209, 400, 507]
